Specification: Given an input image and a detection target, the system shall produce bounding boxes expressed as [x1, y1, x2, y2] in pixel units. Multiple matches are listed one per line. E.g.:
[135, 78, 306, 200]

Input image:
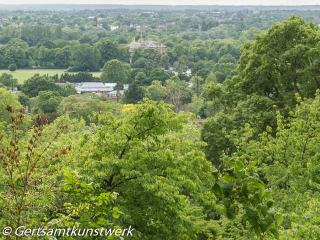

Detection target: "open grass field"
[0, 69, 102, 84]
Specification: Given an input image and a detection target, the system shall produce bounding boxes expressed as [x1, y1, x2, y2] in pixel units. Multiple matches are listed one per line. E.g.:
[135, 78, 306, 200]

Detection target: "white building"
[111, 25, 119, 31]
[104, 83, 117, 91]
[75, 82, 110, 94]
[107, 90, 124, 97]
[104, 83, 129, 91]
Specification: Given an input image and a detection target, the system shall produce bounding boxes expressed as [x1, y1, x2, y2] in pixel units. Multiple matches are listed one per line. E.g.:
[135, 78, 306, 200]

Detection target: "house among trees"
[110, 25, 119, 30]
[104, 83, 129, 92]
[107, 90, 124, 103]
[128, 38, 166, 53]
[75, 82, 111, 94]
[73, 82, 128, 102]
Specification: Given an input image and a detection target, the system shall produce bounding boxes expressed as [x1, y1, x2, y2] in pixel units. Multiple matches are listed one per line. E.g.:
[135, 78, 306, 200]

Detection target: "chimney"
[25, 105, 29, 115]
[116, 89, 121, 103]
[132, 37, 135, 43]
[158, 39, 162, 53]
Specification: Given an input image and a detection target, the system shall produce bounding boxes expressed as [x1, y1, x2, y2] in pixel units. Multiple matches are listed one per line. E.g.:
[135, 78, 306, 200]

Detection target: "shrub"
[8, 64, 17, 72]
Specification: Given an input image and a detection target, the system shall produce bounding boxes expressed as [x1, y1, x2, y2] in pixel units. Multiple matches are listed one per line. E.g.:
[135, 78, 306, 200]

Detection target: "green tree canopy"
[58, 93, 121, 124]
[148, 68, 171, 85]
[232, 93, 320, 239]
[66, 100, 216, 239]
[145, 80, 168, 102]
[37, 91, 63, 113]
[21, 74, 62, 98]
[0, 73, 17, 87]
[121, 80, 145, 104]
[54, 46, 72, 68]
[17, 92, 30, 106]
[134, 72, 148, 86]
[95, 38, 120, 66]
[59, 84, 77, 97]
[233, 15, 320, 109]
[100, 59, 127, 84]
[8, 63, 17, 72]
[72, 44, 101, 72]
[0, 88, 32, 129]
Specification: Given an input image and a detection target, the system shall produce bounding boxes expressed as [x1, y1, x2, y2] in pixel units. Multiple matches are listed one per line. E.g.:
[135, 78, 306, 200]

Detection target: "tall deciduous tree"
[0, 107, 71, 229]
[0, 89, 31, 128]
[21, 74, 62, 98]
[100, 59, 127, 84]
[96, 38, 120, 67]
[190, 76, 204, 97]
[134, 72, 148, 86]
[55, 46, 72, 68]
[58, 94, 121, 125]
[72, 44, 101, 72]
[37, 91, 63, 113]
[233, 15, 320, 108]
[67, 100, 216, 239]
[0, 73, 17, 87]
[145, 80, 168, 102]
[231, 93, 320, 239]
[148, 68, 171, 85]
[166, 77, 192, 112]
[121, 80, 145, 104]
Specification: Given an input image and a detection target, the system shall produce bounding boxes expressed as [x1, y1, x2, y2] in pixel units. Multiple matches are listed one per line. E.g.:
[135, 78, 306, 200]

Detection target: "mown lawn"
[0, 69, 102, 84]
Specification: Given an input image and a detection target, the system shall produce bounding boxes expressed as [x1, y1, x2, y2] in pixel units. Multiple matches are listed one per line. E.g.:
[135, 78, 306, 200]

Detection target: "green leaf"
[64, 170, 72, 177]
[267, 199, 274, 209]
[235, 160, 244, 171]
[226, 205, 236, 220]
[223, 174, 233, 182]
[212, 183, 222, 195]
[259, 220, 268, 233]
[260, 205, 268, 217]
[256, 182, 265, 198]
[226, 167, 235, 175]
[221, 182, 233, 197]
[264, 192, 272, 199]
[266, 218, 275, 227]
[245, 208, 259, 228]
[113, 211, 120, 219]
[251, 161, 258, 166]
[241, 214, 248, 229]
[253, 193, 260, 204]
[224, 199, 232, 208]
[212, 169, 219, 179]
[275, 214, 283, 226]
[270, 228, 279, 239]
[241, 183, 248, 198]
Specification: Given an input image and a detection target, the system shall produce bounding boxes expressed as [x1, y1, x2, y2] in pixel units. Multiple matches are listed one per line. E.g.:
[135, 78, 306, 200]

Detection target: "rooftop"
[76, 82, 110, 93]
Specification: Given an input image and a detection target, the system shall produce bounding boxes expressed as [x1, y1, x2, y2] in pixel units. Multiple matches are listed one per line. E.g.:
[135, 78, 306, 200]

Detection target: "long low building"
[56, 82, 129, 98]
[75, 82, 110, 94]
[104, 83, 129, 92]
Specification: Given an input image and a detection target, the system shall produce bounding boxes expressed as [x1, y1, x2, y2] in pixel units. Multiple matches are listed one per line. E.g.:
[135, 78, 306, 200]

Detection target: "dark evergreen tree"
[122, 80, 145, 104]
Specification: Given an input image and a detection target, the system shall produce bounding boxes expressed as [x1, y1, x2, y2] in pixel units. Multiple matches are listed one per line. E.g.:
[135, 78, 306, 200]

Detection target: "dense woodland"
[1, 5, 320, 240]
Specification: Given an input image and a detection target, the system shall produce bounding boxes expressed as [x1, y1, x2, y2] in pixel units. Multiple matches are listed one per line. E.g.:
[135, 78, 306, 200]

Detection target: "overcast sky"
[0, 0, 319, 5]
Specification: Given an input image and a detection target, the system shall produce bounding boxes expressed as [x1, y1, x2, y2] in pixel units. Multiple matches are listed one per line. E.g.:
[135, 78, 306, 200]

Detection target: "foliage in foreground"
[0, 100, 282, 239]
[230, 92, 320, 239]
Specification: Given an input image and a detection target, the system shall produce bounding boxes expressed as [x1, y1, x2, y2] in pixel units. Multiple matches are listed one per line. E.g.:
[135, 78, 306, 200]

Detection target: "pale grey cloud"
[2, 0, 320, 5]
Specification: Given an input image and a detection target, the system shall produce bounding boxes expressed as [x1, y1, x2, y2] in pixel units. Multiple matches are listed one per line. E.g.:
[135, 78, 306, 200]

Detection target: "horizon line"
[0, 3, 319, 6]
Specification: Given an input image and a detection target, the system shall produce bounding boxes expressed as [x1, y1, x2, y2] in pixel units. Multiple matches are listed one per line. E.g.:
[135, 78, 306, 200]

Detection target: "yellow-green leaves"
[213, 151, 282, 240]
[66, 99, 216, 239]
